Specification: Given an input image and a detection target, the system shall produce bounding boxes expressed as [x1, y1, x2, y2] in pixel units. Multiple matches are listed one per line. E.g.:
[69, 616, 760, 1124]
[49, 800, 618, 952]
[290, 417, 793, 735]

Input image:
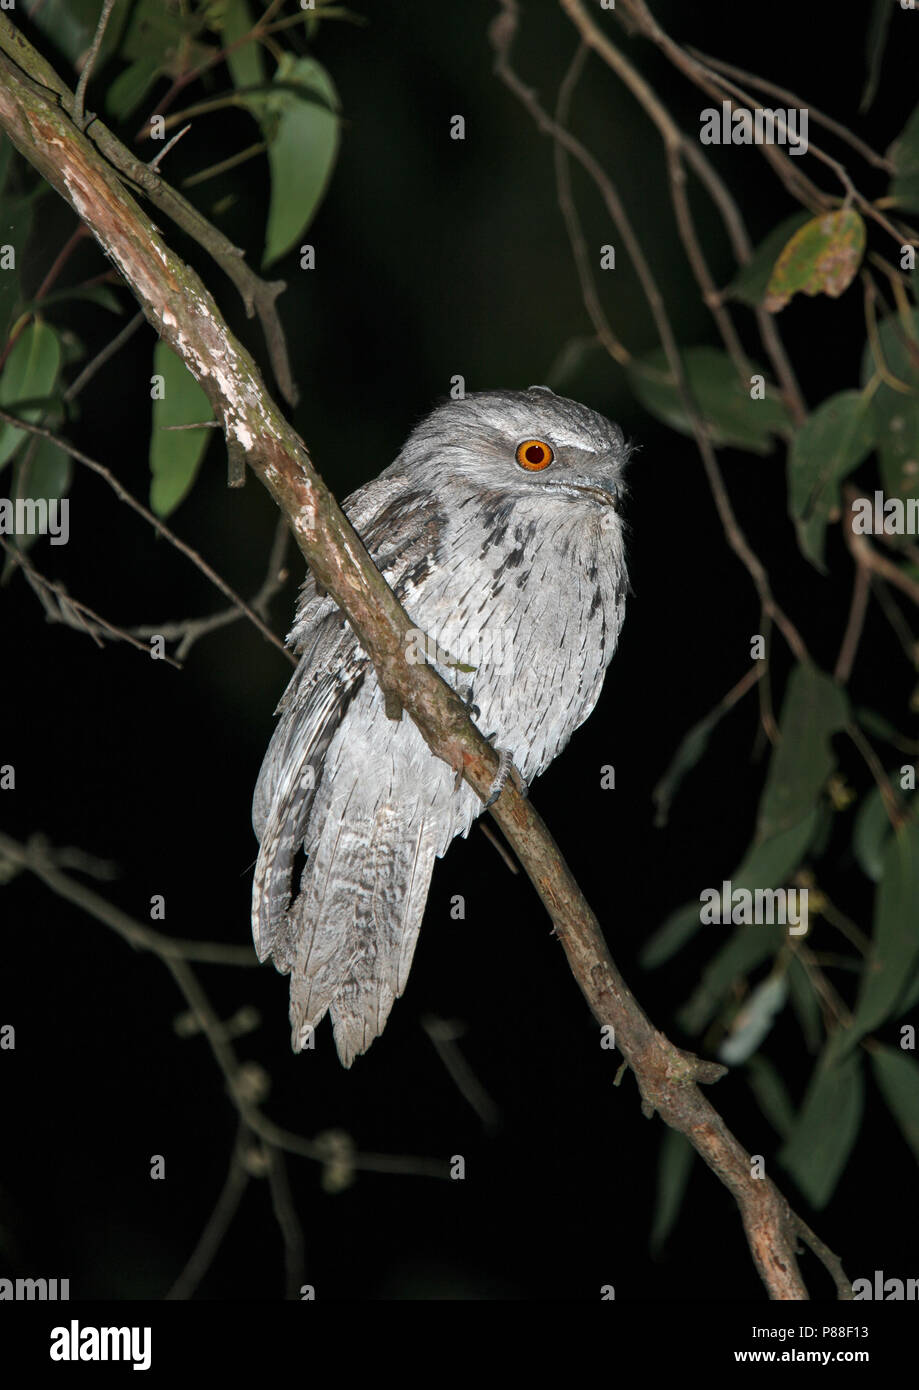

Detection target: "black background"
[2, 0, 918, 1303]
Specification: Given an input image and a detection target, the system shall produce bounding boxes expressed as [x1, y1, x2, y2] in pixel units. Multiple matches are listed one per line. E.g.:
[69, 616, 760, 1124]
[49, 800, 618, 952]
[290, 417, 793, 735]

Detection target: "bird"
[251, 386, 630, 1066]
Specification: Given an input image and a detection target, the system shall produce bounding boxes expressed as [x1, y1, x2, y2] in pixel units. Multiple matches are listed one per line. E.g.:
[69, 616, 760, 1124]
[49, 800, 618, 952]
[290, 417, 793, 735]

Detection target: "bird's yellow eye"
[515, 438, 554, 471]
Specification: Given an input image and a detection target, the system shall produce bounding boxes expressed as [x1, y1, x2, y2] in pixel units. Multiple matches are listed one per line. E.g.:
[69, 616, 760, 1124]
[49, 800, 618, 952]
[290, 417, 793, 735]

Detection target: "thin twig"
[165, 1128, 251, 1300]
[870, 578, 918, 666]
[686, 48, 893, 173]
[148, 124, 192, 171]
[64, 310, 145, 401]
[0, 537, 183, 666]
[265, 1146, 307, 1300]
[0, 829, 451, 1184]
[0, 410, 293, 663]
[790, 1213, 854, 1300]
[846, 722, 905, 831]
[129, 515, 291, 662]
[72, 0, 117, 131]
[553, 43, 630, 366]
[834, 557, 871, 683]
[422, 1016, 501, 1131]
[495, 2, 809, 669]
[479, 819, 520, 874]
[842, 483, 919, 610]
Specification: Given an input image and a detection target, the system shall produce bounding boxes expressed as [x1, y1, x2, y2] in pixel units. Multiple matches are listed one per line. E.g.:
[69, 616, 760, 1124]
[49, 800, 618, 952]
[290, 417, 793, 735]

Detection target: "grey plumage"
[252, 387, 630, 1065]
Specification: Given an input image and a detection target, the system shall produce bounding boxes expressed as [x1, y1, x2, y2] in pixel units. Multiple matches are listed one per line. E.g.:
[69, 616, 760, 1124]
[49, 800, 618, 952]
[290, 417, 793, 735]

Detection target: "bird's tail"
[287, 801, 437, 1067]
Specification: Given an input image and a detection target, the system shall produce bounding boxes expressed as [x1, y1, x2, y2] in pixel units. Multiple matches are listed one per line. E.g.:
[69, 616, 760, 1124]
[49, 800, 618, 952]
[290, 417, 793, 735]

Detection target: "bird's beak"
[542, 477, 620, 509]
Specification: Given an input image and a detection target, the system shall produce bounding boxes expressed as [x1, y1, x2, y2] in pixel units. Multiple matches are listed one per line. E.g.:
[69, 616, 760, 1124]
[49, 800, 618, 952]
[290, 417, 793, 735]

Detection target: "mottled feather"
[252, 388, 630, 1064]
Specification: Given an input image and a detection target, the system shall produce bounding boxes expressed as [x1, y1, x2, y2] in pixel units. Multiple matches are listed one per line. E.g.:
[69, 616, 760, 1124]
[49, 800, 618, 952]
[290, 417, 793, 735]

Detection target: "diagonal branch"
[0, 16, 843, 1300]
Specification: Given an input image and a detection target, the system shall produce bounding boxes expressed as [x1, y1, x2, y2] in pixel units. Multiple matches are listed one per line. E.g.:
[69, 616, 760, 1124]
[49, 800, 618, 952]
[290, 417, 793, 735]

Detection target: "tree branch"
[0, 15, 843, 1300]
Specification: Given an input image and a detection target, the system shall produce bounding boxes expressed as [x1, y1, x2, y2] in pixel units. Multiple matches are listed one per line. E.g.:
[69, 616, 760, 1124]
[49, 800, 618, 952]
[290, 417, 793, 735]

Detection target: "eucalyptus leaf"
[28, 0, 131, 71]
[641, 902, 703, 969]
[725, 211, 810, 306]
[764, 210, 866, 313]
[746, 1054, 797, 1138]
[888, 100, 919, 212]
[756, 666, 849, 841]
[860, 308, 919, 504]
[679, 926, 786, 1035]
[843, 822, 919, 1052]
[780, 1049, 864, 1207]
[650, 1129, 694, 1252]
[259, 56, 341, 267]
[627, 348, 790, 455]
[787, 954, 822, 1053]
[8, 436, 72, 554]
[0, 190, 34, 346]
[219, 0, 265, 92]
[0, 321, 62, 469]
[787, 390, 877, 569]
[652, 711, 719, 828]
[149, 341, 214, 517]
[718, 973, 788, 1065]
[870, 1046, 919, 1164]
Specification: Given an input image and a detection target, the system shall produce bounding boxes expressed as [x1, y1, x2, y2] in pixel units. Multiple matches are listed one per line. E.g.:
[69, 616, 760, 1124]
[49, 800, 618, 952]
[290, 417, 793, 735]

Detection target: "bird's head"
[398, 386, 630, 519]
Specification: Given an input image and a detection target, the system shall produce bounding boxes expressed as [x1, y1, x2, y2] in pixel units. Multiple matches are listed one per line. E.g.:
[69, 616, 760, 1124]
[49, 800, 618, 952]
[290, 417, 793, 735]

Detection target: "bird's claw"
[483, 746, 514, 808]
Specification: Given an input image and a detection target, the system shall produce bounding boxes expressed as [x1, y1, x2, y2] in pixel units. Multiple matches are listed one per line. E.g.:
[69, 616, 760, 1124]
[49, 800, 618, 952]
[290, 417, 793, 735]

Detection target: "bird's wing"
[251, 478, 447, 969]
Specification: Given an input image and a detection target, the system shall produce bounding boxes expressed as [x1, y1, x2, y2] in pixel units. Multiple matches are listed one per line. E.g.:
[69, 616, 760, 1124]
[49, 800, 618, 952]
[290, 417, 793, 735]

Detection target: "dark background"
[2, 0, 917, 1300]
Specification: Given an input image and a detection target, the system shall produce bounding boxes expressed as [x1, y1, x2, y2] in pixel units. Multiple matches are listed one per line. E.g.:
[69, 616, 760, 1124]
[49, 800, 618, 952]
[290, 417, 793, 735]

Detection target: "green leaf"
[7, 436, 72, 555]
[870, 1045, 919, 1164]
[259, 56, 340, 267]
[679, 925, 786, 1035]
[725, 211, 810, 306]
[895, 962, 919, 1018]
[763, 210, 867, 313]
[756, 666, 849, 841]
[855, 706, 913, 747]
[627, 348, 790, 455]
[20, 285, 124, 317]
[105, 0, 210, 120]
[853, 784, 892, 882]
[888, 101, 919, 212]
[652, 711, 719, 828]
[121, 0, 204, 63]
[0, 320, 62, 469]
[218, 0, 265, 92]
[650, 1129, 694, 1253]
[640, 901, 702, 969]
[28, 0, 131, 71]
[149, 341, 213, 517]
[746, 1054, 797, 1138]
[718, 973, 788, 1065]
[643, 806, 819, 973]
[17, 434, 71, 500]
[860, 308, 919, 504]
[787, 954, 823, 1053]
[844, 822, 919, 1052]
[780, 1049, 864, 1207]
[734, 807, 821, 896]
[787, 390, 877, 569]
[106, 56, 163, 122]
[0, 190, 34, 347]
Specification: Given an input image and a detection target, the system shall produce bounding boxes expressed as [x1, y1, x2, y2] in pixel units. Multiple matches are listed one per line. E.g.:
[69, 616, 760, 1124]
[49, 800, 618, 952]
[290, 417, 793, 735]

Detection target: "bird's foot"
[483, 746, 514, 809]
